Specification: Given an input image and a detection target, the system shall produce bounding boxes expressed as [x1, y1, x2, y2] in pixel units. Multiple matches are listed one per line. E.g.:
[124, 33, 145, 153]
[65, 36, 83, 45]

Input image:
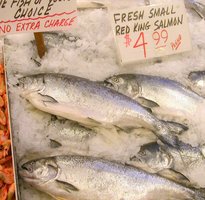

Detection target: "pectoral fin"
[27, 93, 105, 127]
[26, 92, 59, 109]
[55, 180, 79, 194]
[50, 139, 62, 148]
[87, 117, 102, 127]
[137, 97, 159, 108]
[158, 169, 191, 186]
[142, 106, 153, 114]
[38, 94, 58, 104]
[114, 125, 136, 133]
[56, 116, 66, 120]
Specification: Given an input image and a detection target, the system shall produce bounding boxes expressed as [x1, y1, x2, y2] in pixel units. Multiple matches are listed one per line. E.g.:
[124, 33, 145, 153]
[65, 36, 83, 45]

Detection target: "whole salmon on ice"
[104, 74, 204, 121]
[19, 155, 205, 200]
[18, 73, 186, 146]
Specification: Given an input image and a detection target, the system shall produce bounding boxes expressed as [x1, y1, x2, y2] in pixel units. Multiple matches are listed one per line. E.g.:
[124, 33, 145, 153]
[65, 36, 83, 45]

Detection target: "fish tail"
[155, 120, 189, 148]
[193, 1, 205, 19]
[195, 188, 205, 200]
[155, 127, 179, 148]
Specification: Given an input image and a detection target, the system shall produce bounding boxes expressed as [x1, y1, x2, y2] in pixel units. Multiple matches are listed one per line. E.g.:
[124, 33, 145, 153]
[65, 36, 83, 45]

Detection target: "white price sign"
[110, 2, 192, 65]
[0, 0, 77, 35]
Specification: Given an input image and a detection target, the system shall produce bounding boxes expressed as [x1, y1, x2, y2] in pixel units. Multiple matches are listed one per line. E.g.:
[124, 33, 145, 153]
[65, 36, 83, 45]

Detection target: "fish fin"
[124, 162, 133, 168]
[158, 169, 197, 188]
[55, 179, 79, 193]
[158, 169, 192, 186]
[29, 94, 104, 126]
[162, 120, 188, 135]
[38, 94, 59, 103]
[56, 116, 66, 120]
[87, 117, 102, 126]
[113, 125, 135, 133]
[49, 139, 62, 148]
[192, 2, 205, 19]
[155, 128, 180, 148]
[137, 97, 159, 108]
[114, 125, 125, 132]
[141, 106, 153, 114]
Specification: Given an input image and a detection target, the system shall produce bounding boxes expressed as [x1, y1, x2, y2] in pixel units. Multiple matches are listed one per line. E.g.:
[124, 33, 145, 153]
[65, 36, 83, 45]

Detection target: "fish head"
[188, 72, 199, 83]
[17, 75, 46, 95]
[104, 74, 140, 97]
[188, 71, 205, 88]
[104, 75, 126, 90]
[137, 142, 161, 162]
[133, 142, 172, 171]
[19, 157, 58, 187]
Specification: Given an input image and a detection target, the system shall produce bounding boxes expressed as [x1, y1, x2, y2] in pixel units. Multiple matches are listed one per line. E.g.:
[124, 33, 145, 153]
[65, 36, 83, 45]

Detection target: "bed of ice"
[3, 0, 205, 199]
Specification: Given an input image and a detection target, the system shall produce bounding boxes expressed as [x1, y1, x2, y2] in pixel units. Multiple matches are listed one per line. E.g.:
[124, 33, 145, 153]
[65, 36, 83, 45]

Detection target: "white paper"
[110, 2, 192, 65]
[0, 0, 77, 35]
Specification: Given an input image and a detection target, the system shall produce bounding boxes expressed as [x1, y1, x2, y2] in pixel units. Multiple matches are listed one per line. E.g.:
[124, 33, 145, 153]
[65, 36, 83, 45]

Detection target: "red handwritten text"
[153, 29, 168, 49]
[124, 34, 132, 47]
[171, 34, 182, 50]
[133, 32, 148, 58]
[0, 25, 11, 34]
[16, 21, 40, 32]
[44, 16, 76, 28]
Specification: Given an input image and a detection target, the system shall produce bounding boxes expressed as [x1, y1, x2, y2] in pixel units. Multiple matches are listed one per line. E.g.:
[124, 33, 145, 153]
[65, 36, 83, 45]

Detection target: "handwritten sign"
[0, 0, 77, 35]
[110, 2, 192, 65]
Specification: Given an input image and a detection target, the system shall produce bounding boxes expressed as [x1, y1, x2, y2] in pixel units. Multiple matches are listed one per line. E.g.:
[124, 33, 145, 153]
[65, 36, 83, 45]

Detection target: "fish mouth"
[130, 155, 142, 162]
[12, 77, 25, 88]
[21, 162, 34, 173]
[19, 169, 42, 186]
[188, 72, 198, 82]
[16, 77, 25, 87]
[19, 163, 35, 179]
[103, 80, 115, 89]
[19, 168, 35, 181]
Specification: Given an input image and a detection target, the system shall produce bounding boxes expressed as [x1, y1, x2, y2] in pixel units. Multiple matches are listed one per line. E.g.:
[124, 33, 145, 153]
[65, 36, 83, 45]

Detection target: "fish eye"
[22, 161, 34, 173]
[139, 150, 147, 156]
[112, 77, 119, 83]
